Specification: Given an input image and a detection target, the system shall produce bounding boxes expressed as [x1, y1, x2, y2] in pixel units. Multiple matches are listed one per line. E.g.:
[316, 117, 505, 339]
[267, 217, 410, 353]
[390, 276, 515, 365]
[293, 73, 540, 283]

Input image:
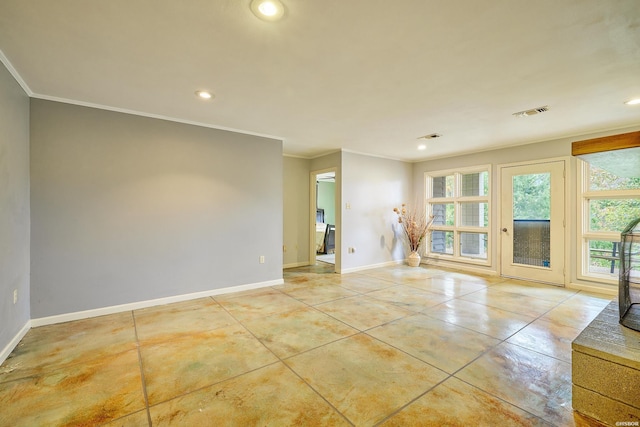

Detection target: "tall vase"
[407, 251, 421, 267]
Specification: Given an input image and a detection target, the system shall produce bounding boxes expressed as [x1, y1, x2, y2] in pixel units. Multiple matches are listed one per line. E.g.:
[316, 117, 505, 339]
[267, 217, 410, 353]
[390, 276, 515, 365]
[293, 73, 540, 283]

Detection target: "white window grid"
[425, 166, 491, 265]
[577, 160, 640, 284]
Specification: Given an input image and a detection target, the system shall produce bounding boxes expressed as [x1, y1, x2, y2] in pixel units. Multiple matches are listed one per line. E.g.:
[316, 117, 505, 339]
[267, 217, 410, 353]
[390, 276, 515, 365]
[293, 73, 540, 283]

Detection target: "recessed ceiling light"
[251, 0, 285, 21]
[625, 98, 640, 105]
[418, 144, 427, 150]
[195, 90, 213, 100]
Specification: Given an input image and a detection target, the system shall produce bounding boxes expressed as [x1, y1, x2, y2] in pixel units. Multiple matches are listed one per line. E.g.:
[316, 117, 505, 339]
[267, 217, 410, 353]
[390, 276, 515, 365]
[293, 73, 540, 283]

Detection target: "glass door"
[500, 161, 565, 284]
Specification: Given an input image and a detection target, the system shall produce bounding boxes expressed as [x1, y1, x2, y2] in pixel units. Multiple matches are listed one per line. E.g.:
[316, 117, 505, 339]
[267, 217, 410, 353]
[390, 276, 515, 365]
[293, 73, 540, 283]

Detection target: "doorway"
[310, 169, 337, 271]
[499, 160, 566, 285]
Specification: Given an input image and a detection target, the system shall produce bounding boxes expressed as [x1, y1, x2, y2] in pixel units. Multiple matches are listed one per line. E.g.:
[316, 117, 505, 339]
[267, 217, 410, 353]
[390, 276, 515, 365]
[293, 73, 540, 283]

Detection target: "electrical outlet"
[259, 255, 265, 264]
[348, 247, 356, 253]
[13, 289, 18, 304]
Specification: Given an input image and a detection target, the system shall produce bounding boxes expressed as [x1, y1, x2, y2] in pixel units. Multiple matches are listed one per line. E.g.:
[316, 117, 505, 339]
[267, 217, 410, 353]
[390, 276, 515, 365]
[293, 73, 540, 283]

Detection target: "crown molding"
[0, 49, 33, 96]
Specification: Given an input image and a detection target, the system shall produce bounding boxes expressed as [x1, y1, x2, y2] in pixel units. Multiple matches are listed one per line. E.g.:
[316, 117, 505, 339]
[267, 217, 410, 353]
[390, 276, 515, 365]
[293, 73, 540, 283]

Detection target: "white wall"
[30, 100, 283, 318]
[0, 61, 30, 359]
[341, 151, 413, 271]
[283, 156, 310, 267]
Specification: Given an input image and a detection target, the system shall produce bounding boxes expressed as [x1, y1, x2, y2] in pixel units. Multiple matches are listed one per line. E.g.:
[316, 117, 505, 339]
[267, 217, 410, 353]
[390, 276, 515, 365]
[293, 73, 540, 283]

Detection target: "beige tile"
[541, 302, 608, 330]
[134, 298, 238, 345]
[507, 318, 582, 363]
[568, 291, 614, 307]
[368, 314, 501, 373]
[315, 295, 413, 330]
[140, 323, 278, 405]
[212, 286, 279, 301]
[491, 279, 578, 303]
[243, 307, 358, 358]
[150, 362, 349, 426]
[0, 350, 145, 427]
[1, 263, 608, 426]
[366, 285, 452, 312]
[0, 312, 136, 382]
[274, 276, 337, 291]
[216, 289, 307, 321]
[424, 299, 536, 340]
[286, 333, 448, 426]
[405, 276, 488, 297]
[336, 274, 396, 293]
[438, 271, 504, 285]
[456, 342, 573, 426]
[101, 410, 150, 426]
[380, 377, 549, 426]
[279, 283, 358, 305]
[363, 266, 445, 282]
[459, 288, 560, 317]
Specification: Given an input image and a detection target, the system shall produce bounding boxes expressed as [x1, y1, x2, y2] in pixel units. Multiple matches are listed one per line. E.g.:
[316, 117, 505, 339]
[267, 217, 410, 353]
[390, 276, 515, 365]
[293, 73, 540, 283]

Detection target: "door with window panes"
[426, 168, 490, 263]
[500, 161, 565, 284]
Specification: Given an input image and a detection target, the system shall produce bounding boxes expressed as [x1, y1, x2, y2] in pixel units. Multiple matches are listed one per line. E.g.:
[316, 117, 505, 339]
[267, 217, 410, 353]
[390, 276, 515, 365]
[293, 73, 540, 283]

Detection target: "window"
[426, 167, 490, 263]
[578, 161, 640, 283]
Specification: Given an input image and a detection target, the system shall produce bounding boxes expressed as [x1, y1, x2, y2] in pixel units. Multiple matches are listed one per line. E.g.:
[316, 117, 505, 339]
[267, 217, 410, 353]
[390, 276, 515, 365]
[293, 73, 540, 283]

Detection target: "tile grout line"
[130, 310, 153, 427]
[371, 374, 452, 427]
[214, 299, 355, 426]
[435, 292, 577, 425]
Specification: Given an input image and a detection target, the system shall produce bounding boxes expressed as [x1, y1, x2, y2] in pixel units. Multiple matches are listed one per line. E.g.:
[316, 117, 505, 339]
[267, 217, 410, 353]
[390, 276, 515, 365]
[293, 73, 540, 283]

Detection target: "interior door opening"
[310, 169, 337, 272]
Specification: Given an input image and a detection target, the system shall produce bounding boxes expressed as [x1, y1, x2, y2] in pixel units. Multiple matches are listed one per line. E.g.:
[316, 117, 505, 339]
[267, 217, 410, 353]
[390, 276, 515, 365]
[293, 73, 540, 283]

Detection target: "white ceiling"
[1, 0, 639, 161]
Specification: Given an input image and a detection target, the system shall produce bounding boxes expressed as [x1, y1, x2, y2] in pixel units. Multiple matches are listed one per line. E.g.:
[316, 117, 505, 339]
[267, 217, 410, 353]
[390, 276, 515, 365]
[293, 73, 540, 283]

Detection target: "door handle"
[501, 228, 508, 232]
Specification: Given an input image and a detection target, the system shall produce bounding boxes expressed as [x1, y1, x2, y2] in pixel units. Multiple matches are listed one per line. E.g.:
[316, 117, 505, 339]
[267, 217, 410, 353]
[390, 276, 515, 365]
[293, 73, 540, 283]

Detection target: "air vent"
[512, 105, 550, 118]
[419, 133, 442, 139]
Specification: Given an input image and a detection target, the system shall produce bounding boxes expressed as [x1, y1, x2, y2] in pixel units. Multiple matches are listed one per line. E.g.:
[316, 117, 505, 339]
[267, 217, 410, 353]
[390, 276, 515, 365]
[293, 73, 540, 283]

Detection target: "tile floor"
[0, 264, 614, 426]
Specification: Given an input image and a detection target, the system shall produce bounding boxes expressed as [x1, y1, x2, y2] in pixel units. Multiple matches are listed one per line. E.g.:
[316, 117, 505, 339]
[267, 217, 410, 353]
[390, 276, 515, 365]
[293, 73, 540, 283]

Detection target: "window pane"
[512, 173, 550, 220]
[431, 203, 454, 226]
[460, 232, 488, 259]
[432, 175, 454, 198]
[460, 202, 488, 227]
[589, 165, 640, 191]
[589, 199, 640, 232]
[461, 171, 489, 197]
[588, 240, 620, 276]
[431, 231, 454, 254]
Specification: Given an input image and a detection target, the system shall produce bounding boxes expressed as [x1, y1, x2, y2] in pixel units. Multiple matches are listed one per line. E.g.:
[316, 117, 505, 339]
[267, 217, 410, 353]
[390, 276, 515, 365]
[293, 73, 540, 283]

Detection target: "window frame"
[425, 165, 491, 266]
[577, 159, 640, 284]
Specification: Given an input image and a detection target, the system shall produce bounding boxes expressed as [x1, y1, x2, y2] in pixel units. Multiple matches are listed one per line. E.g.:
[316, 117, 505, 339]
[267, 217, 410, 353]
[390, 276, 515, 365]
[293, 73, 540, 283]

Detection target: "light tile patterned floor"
[0, 264, 613, 426]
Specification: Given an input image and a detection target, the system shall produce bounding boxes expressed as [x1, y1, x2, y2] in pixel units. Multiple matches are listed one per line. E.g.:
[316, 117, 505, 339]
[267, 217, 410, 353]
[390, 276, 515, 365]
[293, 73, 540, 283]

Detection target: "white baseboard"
[31, 279, 284, 327]
[340, 260, 402, 274]
[567, 282, 617, 297]
[0, 320, 31, 366]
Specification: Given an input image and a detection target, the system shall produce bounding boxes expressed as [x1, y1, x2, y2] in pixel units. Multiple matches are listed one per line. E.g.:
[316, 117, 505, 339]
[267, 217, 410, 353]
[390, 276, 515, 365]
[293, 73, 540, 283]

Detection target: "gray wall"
[30, 100, 283, 318]
[283, 156, 310, 267]
[0, 61, 30, 352]
[341, 152, 413, 271]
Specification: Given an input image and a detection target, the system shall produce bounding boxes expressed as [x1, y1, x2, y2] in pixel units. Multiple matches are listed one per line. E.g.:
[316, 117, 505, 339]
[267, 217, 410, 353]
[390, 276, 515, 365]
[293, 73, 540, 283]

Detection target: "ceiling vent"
[419, 133, 442, 139]
[512, 105, 550, 118]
